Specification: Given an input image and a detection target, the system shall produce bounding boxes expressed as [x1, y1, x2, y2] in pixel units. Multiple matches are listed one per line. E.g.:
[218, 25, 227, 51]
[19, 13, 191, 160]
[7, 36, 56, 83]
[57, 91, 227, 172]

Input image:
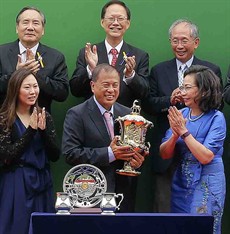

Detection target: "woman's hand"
[168, 106, 187, 136]
[38, 107, 46, 130]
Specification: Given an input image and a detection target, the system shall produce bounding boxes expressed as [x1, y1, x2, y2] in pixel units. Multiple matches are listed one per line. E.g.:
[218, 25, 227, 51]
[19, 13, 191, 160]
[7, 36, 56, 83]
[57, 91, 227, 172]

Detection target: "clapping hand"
[123, 55, 136, 77]
[85, 42, 98, 72]
[16, 48, 40, 74]
[29, 107, 46, 130]
[38, 107, 46, 130]
[168, 106, 187, 136]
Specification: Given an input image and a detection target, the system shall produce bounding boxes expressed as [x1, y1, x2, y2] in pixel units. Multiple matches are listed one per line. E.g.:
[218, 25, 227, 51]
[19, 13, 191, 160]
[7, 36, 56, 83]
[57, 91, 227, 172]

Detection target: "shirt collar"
[93, 96, 114, 116]
[105, 39, 123, 55]
[176, 56, 194, 71]
[18, 41, 39, 55]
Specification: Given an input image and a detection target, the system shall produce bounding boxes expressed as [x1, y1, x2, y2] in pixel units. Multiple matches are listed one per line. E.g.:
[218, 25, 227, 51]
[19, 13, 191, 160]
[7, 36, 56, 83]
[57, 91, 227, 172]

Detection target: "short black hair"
[101, 0, 131, 20]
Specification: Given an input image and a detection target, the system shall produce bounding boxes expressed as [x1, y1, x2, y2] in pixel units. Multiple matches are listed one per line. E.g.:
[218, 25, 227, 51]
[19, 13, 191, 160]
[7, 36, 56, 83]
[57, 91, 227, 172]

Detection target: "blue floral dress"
[162, 108, 226, 234]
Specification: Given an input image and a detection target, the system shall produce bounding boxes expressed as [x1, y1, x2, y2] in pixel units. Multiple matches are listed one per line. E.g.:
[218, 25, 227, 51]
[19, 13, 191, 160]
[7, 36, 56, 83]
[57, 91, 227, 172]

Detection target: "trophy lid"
[116, 100, 153, 126]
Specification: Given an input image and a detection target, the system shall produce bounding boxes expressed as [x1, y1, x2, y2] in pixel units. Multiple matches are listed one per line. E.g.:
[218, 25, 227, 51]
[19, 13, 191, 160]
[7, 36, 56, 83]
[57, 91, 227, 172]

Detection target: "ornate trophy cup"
[116, 100, 153, 176]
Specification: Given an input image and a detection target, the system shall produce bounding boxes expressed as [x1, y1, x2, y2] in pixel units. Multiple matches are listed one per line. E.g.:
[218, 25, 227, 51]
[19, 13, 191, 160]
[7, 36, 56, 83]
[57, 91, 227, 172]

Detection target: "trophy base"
[56, 209, 71, 215]
[101, 210, 116, 215]
[70, 208, 102, 214]
[116, 169, 141, 176]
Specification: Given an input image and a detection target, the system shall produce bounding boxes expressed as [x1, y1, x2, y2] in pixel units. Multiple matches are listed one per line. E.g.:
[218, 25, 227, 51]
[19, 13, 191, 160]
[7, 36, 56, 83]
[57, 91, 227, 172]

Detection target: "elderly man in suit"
[142, 18, 222, 212]
[69, 0, 149, 108]
[62, 63, 147, 212]
[0, 6, 69, 113]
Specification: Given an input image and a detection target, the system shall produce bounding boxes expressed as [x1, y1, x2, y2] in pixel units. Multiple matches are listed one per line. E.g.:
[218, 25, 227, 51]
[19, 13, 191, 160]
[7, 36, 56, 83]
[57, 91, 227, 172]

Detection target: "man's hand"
[123, 55, 136, 77]
[85, 42, 98, 72]
[16, 48, 40, 74]
[170, 87, 184, 105]
[110, 137, 135, 161]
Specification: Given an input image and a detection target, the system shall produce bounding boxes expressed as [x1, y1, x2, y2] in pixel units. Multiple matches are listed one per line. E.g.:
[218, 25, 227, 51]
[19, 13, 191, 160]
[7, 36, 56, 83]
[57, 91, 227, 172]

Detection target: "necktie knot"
[180, 64, 187, 73]
[104, 111, 114, 139]
[110, 48, 118, 66]
[110, 48, 118, 55]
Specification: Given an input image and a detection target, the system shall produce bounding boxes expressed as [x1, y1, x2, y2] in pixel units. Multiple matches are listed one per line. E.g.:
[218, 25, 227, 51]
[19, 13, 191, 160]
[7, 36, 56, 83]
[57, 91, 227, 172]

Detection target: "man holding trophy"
[62, 64, 150, 212]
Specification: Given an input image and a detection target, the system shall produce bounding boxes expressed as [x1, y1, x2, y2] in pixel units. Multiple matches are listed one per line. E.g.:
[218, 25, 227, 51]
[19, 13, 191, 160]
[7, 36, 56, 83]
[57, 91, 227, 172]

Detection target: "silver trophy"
[55, 192, 72, 214]
[100, 193, 124, 215]
[116, 100, 153, 176]
[62, 164, 107, 211]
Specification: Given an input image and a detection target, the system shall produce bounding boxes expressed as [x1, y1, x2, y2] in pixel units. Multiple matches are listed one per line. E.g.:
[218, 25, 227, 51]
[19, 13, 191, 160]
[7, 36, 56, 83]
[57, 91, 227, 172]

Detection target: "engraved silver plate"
[63, 164, 107, 208]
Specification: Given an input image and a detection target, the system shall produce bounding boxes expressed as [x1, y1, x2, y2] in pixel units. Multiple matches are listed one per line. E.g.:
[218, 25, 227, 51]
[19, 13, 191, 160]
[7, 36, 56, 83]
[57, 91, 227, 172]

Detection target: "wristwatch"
[181, 131, 191, 139]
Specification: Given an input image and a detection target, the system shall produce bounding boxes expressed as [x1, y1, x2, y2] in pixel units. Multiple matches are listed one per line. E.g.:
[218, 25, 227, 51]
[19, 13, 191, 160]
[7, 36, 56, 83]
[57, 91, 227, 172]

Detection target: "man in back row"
[69, 0, 149, 108]
[0, 6, 69, 113]
[142, 18, 222, 212]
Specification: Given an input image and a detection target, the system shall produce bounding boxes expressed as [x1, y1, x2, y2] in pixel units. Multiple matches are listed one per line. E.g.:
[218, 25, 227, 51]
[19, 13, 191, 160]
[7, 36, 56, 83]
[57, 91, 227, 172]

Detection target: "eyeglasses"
[170, 38, 196, 46]
[179, 85, 197, 92]
[104, 17, 128, 23]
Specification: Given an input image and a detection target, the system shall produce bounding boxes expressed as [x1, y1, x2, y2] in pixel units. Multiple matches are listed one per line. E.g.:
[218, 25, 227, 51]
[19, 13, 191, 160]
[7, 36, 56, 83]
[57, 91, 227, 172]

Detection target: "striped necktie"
[178, 64, 187, 86]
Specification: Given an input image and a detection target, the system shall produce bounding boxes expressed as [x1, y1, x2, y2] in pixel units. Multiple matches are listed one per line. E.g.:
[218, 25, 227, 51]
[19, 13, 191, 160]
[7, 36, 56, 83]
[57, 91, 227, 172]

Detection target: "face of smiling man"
[170, 22, 200, 63]
[91, 68, 120, 110]
[100, 3, 130, 46]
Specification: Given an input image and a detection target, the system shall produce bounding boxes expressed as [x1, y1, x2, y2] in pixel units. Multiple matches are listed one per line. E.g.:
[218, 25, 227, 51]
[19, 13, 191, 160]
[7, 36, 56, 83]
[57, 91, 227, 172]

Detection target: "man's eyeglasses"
[170, 38, 196, 46]
[179, 85, 197, 92]
[104, 17, 127, 23]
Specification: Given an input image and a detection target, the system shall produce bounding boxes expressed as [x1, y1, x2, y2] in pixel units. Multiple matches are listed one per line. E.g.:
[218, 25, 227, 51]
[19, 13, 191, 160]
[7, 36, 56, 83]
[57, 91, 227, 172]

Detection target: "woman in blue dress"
[0, 68, 60, 234]
[160, 65, 226, 234]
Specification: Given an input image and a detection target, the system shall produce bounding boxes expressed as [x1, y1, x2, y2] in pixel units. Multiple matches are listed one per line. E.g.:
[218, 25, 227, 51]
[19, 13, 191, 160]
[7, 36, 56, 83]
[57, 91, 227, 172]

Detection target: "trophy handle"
[115, 193, 124, 210]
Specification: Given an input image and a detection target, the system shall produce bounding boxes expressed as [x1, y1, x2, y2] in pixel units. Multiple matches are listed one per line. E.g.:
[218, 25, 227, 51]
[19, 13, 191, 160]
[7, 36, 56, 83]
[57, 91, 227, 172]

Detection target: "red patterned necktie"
[110, 48, 118, 67]
[103, 111, 114, 139]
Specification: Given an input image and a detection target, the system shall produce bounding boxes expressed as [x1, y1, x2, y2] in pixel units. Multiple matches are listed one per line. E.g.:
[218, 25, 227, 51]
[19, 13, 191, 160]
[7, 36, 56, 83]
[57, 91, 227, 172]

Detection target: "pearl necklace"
[188, 110, 204, 122]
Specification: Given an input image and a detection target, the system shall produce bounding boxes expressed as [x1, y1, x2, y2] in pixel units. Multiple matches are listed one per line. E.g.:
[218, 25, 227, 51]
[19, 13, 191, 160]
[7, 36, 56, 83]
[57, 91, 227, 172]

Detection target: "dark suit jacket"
[223, 65, 230, 104]
[62, 97, 138, 212]
[142, 56, 222, 173]
[0, 40, 69, 113]
[69, 41, 149, 108]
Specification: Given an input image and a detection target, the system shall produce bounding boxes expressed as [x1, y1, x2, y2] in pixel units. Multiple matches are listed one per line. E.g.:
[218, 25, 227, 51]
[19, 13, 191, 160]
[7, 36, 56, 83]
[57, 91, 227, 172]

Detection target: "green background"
[0, 0, 230, 233]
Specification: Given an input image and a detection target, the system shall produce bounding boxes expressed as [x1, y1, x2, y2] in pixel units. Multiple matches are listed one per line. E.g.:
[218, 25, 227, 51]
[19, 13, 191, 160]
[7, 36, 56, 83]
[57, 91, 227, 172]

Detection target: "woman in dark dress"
[160, 65, 226, 234]
[0, 68, 60, 234]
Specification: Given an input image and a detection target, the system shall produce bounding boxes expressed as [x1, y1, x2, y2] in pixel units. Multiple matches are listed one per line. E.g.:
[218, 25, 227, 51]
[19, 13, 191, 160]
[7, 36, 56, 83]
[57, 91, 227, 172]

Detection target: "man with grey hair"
[142, 18, 222, 212]
[0, 6, 69, 113]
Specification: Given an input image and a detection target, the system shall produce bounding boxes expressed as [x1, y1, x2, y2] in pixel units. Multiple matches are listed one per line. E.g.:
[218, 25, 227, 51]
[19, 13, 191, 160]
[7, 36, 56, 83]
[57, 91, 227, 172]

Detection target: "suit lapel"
[115, 42, 129, 73]
[87, 98, 111, 143]
[166, 59, 179, 90]
[97, 42, 110, 64]
[8, 41, 20, 71]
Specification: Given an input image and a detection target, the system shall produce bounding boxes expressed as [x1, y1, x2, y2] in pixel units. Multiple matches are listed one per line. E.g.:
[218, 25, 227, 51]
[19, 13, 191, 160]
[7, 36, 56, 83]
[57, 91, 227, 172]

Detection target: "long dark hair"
[0, 68, 40, 131]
